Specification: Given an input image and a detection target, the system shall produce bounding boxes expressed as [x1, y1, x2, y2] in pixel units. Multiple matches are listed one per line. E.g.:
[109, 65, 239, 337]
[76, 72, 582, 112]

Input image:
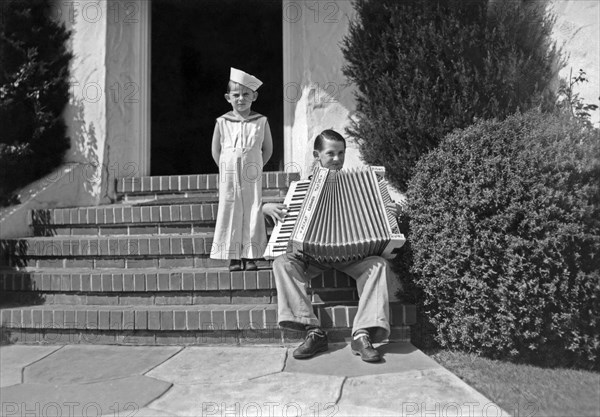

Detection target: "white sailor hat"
[230, 67, 263, 91]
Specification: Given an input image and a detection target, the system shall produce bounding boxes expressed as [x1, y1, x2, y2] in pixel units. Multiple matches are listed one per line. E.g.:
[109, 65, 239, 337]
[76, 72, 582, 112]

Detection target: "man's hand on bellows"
[386, 200, 407, 218]
[263, 203, 288, 224]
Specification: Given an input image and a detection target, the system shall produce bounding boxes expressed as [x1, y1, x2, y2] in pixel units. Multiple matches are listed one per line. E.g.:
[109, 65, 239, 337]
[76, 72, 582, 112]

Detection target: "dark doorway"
[151, 0, 283, 175]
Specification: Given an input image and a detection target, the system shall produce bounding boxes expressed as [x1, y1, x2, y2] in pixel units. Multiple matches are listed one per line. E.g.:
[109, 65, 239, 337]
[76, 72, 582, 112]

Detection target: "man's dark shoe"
[350, 334, 381, 362]
[293, 328, 328, 359]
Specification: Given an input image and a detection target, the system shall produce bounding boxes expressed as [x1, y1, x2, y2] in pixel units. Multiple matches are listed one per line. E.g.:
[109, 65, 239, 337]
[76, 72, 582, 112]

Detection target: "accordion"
[264, 166, 406, 262]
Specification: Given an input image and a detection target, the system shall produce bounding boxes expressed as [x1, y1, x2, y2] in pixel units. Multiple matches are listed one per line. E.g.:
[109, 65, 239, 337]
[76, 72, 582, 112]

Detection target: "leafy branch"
[557, 68, 599, 128]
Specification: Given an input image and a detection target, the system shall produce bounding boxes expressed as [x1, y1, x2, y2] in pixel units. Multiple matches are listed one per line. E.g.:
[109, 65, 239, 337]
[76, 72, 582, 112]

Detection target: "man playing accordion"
[263, 129, 403, 363]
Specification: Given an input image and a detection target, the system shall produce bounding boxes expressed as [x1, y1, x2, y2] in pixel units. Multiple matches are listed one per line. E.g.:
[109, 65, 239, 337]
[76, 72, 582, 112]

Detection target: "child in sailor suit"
[211, 68, 273, 271]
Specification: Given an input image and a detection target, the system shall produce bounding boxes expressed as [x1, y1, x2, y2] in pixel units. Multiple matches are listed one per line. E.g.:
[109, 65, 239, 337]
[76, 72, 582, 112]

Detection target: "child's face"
[225, 84, 257, 114]
[313, 138, 345, 171]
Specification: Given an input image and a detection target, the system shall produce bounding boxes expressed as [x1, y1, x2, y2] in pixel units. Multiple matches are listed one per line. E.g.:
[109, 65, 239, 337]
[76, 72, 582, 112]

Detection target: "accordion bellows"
[264, 166, 406, 262]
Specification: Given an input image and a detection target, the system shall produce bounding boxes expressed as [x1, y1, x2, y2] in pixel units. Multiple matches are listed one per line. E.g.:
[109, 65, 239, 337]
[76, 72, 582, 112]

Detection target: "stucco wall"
[551, 0, 600, 128]
[104, 0, 151, 197]
[283, 0, 360, 179]
[53, 0, 149, 204]
[56, 0, 150, 203]
[61, 0, 108, 202]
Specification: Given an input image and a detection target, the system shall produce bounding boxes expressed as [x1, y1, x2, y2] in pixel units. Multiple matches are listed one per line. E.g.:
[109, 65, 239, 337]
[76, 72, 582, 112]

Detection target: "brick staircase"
[0, 172, 415, 345]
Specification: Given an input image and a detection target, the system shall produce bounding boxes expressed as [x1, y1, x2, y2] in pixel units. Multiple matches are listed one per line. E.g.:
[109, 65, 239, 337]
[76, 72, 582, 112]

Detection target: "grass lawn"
[428, 350, 600, 417]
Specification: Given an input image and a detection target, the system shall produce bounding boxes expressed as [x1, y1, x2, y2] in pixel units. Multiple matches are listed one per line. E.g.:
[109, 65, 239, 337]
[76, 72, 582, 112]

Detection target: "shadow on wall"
[63, 96, 103, 200]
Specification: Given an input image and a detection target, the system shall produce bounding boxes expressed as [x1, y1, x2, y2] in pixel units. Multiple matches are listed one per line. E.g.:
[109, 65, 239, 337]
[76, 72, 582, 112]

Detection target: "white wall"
[283, 0, 362, 179]
[58, 0, 150, 204]
[60, 0, 108, 203]
[551, 0, 600, 128]
[104, 0, 151, 199]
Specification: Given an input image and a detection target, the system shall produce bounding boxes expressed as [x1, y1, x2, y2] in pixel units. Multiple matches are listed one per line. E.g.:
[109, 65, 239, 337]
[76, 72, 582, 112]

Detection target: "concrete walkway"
[0, 342, 509, 417]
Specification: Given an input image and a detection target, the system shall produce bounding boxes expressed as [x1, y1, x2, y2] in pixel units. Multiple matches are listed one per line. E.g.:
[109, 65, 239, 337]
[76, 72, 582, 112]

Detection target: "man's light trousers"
[273, 253, 392, 342]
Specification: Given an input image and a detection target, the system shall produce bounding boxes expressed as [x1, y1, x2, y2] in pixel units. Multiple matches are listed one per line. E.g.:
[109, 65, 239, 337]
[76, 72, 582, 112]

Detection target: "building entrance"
[151, 0, 283, 175]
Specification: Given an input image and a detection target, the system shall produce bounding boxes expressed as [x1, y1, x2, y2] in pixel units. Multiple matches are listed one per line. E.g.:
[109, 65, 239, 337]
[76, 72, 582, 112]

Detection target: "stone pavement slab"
[1, 343, 510, 417]
[339, 368, 507, 416]
[148, 371, 345, 417]
[146, 346, 287, 384]
[0, 345, 61, 387]
[120, 407, 179, 417]
[24, 345, 181, 384]
[284, 342, 440, 377]
[0, 375, 171, 417]
[327, 404, 403, 417]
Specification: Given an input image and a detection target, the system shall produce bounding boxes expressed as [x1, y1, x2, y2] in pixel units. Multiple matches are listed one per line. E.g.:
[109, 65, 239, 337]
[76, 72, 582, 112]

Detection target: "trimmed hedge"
[406, 110, 600, 369]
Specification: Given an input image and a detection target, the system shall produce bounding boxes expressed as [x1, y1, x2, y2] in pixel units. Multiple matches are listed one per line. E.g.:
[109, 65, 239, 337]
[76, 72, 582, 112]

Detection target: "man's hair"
[314, 129, 346, 151]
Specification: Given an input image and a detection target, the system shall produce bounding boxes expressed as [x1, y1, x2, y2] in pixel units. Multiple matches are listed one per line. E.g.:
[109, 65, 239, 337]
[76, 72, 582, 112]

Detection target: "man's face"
[314, 138, 345, 171]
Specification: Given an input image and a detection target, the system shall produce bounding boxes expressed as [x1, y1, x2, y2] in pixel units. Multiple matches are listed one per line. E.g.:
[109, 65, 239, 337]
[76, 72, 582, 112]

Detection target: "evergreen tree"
[342, 0, 561, 191]
[0, 0, 72, 205]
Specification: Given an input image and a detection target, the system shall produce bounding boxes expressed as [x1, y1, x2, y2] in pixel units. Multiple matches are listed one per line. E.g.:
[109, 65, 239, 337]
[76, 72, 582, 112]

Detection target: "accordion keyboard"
[263, 180, 311, 259]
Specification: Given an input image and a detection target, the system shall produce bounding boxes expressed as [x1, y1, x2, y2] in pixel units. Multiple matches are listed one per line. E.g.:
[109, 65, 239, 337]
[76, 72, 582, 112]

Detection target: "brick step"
[116, 172, 300, 198]
[0, 268, 357, 291]
[2, 255, 235, 270]
[1, 326, 412, 346]
[0, 269, 358, 306]
[1, 232, 316, 270]
[122, 192, 287, 205]
[31, 203, 219, 236]
[34, 223, 217, 237]
[2, 233, 215, 255]
[120, 191, 219, 204]
[0, 303, 414, 345]
[6, 233, 289, 263]
[0, 232, 218, 268]
[2, 289, 277, 306]
[2, 288, 358, 307]
[1, 325, 412, 346]
[30, 202, 281, 237]
[131, 195, 285, 206]
[0, 303, 279, 331]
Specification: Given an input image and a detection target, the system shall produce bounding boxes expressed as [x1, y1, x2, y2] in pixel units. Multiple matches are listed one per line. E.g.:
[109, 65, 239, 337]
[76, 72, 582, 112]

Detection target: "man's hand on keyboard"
[263, 203, 288, 224]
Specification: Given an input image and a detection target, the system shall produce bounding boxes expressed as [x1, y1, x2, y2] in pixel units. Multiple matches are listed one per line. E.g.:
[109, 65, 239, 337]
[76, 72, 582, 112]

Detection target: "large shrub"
[407, 110, 600, 369]
[0, 0, 72, 205]
[342, 0, 561, 191]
